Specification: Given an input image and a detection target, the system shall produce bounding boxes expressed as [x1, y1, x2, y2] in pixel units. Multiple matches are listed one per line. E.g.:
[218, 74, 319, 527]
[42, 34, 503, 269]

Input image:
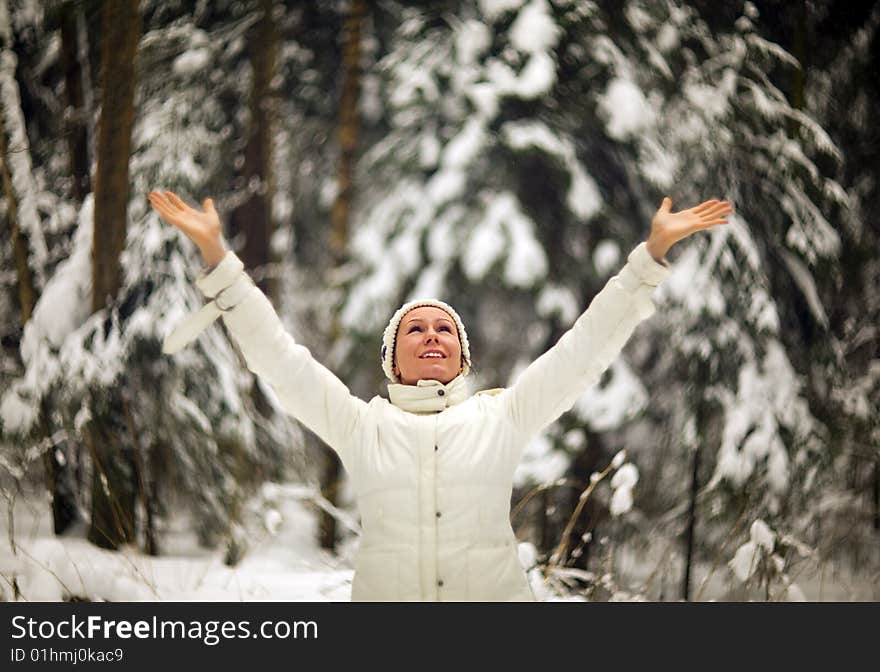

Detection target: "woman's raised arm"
[149, 190, 367, 463]
[498, 196, 732, 439]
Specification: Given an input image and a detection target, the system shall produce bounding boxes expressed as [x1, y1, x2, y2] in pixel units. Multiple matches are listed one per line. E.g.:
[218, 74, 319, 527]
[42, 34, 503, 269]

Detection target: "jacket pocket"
[351, 549, 399, 602]
[466, 543, 533, 601]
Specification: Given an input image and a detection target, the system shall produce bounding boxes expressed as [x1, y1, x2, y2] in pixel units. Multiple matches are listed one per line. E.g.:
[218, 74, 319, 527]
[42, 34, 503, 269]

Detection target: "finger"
[148, 193, 175, 218]
[149, 192, 176, 215]
[700, 206, 733, 219]
[203, 197, 215, 213]
[704, 199, 732, 210]
[698, 210, 731, 222]
[164, 191, 191, 212]
[149, 193, 196, 234]
[697, 202, 732, 217]
[153, 191, 178, 212]
[692, 199, 720, 210]
[660, 196, 672, 212]
[691, 199, 721, 214]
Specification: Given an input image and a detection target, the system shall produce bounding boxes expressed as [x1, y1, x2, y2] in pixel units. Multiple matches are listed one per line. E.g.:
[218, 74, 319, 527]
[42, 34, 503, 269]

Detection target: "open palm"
[148, 190, 226, 266]
[648, 197, 733, 259]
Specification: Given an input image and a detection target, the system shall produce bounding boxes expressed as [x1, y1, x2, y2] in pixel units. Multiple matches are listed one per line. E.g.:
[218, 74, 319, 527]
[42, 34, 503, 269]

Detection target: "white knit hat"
[381, 298, 471, 383]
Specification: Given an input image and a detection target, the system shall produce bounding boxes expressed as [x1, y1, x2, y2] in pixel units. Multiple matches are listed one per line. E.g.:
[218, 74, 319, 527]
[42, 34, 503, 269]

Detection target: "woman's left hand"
[646, 197, 733, 262]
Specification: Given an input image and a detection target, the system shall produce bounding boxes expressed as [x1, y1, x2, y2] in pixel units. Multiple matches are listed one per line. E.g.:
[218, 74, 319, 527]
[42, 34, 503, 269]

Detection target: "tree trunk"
[33, 3, 92, 535]
[229, 0, 279, 422]
[0, 15, 82, 536]
[84, 392, 137, 549]
[121, 391, 158, 555]
[329, 0, 365, 262]
[91, 0, 138, 314]
[320, 0, 365, 552]
[0, 111, 34, 324]
[3, 115, 81, 535]
[217, 0, 283, 557]
[39, 398, 80, 535]
[873, 458, 879, 532]
[60, 1, 91, 203]
[0, 0, 45, 316]
[787, 0, 807, 137]
[681, 397, 706, 601]
[681, 438, 700, 601]
[88, 0, 140, 550]
[229, 0, 278, 299]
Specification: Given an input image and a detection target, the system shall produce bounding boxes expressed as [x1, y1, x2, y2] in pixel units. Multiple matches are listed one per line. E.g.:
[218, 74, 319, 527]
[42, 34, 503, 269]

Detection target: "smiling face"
[393, 306, 463, 385]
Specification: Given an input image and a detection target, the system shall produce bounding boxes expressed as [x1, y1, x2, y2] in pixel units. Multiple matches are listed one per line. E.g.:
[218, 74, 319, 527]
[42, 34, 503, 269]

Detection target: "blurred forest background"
[0, 0, 878, 601]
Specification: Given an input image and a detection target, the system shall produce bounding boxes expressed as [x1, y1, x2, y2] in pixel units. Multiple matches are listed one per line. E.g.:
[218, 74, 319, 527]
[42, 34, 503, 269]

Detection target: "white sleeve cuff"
[195, 250, 244, 298]
[162, 252, 251, 354]
[618, 242, 671, 289]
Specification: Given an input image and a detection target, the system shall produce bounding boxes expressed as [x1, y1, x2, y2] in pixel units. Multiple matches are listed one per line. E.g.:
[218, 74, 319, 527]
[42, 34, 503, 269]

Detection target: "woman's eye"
[408, 326, 422, 333]
[440, 326, 451, 332]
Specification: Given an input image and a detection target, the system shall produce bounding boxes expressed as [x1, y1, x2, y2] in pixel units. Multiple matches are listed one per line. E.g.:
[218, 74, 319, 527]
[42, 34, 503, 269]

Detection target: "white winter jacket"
[169, 242, 670, 601]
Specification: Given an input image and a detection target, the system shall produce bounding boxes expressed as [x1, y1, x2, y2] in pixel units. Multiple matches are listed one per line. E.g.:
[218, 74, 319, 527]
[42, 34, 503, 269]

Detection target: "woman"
[149, 190, 732, 601]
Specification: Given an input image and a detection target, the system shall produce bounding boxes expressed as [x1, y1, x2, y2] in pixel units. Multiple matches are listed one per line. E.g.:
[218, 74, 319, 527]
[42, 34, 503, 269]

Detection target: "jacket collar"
[387, 373, 470, 414]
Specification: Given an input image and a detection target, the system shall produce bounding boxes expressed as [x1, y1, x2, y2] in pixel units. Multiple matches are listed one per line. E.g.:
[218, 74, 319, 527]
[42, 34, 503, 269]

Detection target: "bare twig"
[510, 478, 581, 524]
[3, 484, 18, 556]
[0, 570, 25, 601]
[694, 502, 750, 601]
[13, 544, 77, 599]
[544, 462, 615, 578]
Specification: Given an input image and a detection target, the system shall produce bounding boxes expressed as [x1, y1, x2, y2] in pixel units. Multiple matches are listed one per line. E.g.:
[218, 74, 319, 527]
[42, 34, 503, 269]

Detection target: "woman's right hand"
[148, 190, 227, 267]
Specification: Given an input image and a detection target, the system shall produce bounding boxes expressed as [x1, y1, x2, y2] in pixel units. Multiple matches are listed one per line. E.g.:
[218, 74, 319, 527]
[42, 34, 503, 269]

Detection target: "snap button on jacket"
[171, 242, 670, 601]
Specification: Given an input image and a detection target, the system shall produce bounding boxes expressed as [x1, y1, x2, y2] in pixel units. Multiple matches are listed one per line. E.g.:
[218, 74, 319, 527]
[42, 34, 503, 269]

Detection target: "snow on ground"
[613, 533, 880, 602]
[2, 485, 876, 602]
[0, 484, 354, 602]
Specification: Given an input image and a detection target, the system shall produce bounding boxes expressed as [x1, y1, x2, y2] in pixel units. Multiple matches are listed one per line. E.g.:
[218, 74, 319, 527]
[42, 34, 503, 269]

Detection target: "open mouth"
[419, 352, 446, 359]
